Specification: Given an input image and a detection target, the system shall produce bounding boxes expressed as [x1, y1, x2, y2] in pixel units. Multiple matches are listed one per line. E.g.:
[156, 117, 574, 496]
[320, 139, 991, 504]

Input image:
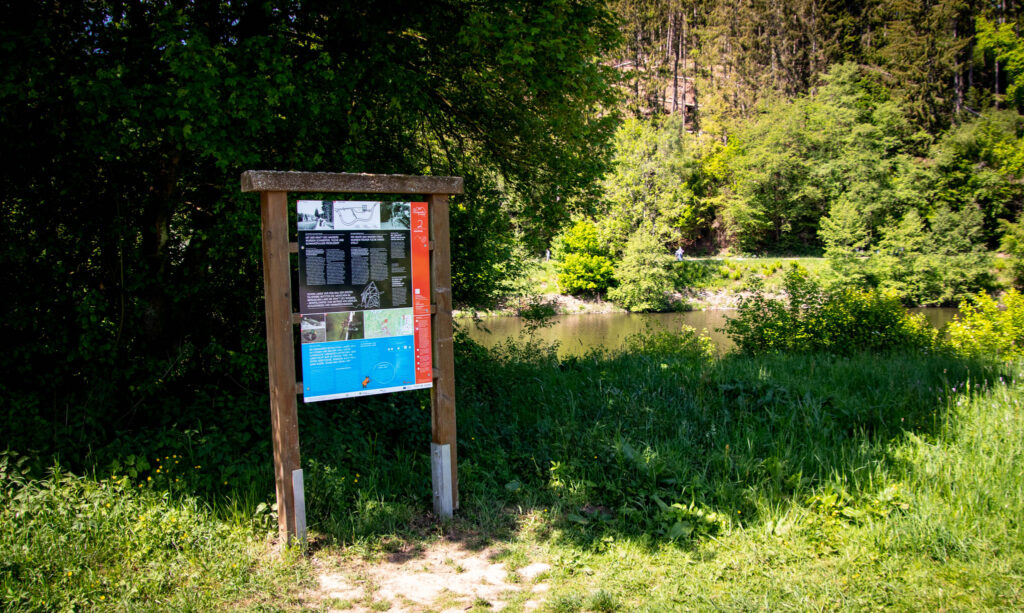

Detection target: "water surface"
[462, 308, 958, 358]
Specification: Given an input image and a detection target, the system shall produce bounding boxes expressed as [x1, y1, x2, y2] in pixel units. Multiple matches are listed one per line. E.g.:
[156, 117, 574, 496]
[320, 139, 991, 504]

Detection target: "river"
[461, 308, 959, 357]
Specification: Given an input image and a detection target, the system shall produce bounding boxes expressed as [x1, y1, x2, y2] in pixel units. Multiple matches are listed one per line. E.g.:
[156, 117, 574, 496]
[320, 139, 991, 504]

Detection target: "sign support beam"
[259, 190, 301, 543]
[429, 193, 458, 514]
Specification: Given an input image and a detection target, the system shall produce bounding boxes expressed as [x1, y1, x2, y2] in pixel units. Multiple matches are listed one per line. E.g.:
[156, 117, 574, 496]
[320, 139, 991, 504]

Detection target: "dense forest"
[555, 0, 1024, 312]
[2, 0, 1024, 460]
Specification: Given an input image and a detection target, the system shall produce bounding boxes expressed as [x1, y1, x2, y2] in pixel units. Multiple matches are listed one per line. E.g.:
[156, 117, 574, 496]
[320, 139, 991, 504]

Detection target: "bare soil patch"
[310, 539, 550, 612]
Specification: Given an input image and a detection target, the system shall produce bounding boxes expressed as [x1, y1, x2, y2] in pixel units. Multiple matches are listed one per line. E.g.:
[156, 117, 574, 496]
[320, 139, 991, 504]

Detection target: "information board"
[297, 200, 432, 402]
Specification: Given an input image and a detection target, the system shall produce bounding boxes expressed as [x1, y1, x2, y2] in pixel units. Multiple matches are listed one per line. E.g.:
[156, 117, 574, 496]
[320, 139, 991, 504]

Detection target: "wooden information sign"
[241, 171, 464, 543]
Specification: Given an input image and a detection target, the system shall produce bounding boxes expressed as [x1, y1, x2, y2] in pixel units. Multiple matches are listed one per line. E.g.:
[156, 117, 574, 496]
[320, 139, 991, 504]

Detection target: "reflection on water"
[907, 307, 959, 329]
[461, 308, 959, 358]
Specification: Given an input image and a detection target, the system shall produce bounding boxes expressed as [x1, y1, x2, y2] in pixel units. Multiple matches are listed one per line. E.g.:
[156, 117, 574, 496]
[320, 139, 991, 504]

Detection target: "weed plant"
[948, 288, 1024, 359]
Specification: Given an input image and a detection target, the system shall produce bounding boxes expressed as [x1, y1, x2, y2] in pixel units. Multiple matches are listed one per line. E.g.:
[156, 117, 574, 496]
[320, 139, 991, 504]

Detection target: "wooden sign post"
[241, 171, 464, 543]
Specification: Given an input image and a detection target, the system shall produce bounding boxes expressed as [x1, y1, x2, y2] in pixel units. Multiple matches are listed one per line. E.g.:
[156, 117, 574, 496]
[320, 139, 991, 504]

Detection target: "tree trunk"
[139, 151, 180, 348]
[672, 11, 680, 114]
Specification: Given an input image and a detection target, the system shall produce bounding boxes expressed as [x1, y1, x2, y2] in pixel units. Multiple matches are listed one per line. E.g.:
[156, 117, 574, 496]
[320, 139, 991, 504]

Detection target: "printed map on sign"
[296, 200, 432, 402]
[333, 202, 379, 229]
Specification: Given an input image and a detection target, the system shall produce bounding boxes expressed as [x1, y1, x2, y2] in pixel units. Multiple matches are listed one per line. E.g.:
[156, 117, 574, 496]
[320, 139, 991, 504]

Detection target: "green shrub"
[947, 289, 1024, 359]
[866, 207, 992, 305]
[724, 266, 938, 355]
[557, 252, 616, 294]
[554, 220, 615, 295]
[626, 325, 716, 360]
[826, 206, 994, 306]
[1000, 216, 1024, 289]
[607, 230, 675, 312]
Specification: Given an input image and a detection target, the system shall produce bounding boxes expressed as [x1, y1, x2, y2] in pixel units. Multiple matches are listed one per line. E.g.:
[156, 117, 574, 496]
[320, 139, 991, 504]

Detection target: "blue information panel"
[301, 335, 418, 400]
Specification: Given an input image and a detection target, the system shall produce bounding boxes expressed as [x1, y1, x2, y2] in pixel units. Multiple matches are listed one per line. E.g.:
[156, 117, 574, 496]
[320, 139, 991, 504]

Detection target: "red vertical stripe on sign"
[411, 202, 433, 384]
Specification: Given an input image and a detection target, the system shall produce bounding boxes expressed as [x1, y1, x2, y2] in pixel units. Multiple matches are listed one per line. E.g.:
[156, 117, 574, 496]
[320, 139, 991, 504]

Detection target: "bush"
[558, 253, 616, 294]
[626, 325, 716, 360]
[826, 206, 995, 306]
[865, 253, 994, 306]
[554, 220, 615, 295]
[607, 230, 675, 311]
[724, 266, 938, 355]
[1000, 216, 1024, 289]
[947, 290, 1024, 359]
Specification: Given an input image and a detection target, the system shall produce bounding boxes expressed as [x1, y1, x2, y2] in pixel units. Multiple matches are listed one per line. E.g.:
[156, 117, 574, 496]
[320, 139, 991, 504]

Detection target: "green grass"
[674, 256, 831, 292]
[515, 365, 1024, 610]
[0, 462, 314, 611]
[5, 330, 1024, 611]
[446, 335, 1023, 611]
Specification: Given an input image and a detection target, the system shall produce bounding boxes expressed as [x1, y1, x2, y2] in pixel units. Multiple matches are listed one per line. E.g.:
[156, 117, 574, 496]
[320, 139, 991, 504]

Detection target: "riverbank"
[460, 306, 960, 358]
[453, 256, 826, 318]
[458, 253, 1011, 318]
[455, 288, 787, 319]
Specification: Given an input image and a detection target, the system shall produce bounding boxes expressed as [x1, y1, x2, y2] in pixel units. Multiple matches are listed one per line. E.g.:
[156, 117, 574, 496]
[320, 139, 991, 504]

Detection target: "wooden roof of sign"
[241, 171, 464, 195]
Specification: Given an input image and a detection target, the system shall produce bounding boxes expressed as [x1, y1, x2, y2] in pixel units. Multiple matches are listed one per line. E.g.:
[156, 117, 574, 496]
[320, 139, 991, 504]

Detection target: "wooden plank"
[429, 193, 458, 511]
[260, 190, 302, 543]
[242, 171, 464, 195]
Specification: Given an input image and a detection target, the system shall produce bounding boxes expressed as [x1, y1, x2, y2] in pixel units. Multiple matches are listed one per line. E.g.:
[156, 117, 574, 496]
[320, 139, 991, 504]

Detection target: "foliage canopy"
[0, 0, 620, 454]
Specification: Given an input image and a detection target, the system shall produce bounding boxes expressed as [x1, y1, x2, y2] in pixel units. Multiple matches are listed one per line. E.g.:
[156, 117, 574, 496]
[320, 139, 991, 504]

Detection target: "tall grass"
[451, 331, 990, 527]
[880, 371, 1024, 564]
[443, 331, 1023, 610]
[544, 359, 1024, 611]
[290, 326, 1011, 546]
[0, 457, 311, 611]
[5, 321, 1023, 610]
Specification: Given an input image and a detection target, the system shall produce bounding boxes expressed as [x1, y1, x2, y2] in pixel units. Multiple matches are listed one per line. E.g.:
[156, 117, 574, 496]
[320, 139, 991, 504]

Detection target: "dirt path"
[308, 540, 551, 612]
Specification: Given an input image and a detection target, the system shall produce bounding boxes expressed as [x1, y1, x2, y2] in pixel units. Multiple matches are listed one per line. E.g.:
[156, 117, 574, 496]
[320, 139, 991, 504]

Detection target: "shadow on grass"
[5, 333, 1009, 559]
[186, 336, 1007, 556]
[448, 336, 1009, 553]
